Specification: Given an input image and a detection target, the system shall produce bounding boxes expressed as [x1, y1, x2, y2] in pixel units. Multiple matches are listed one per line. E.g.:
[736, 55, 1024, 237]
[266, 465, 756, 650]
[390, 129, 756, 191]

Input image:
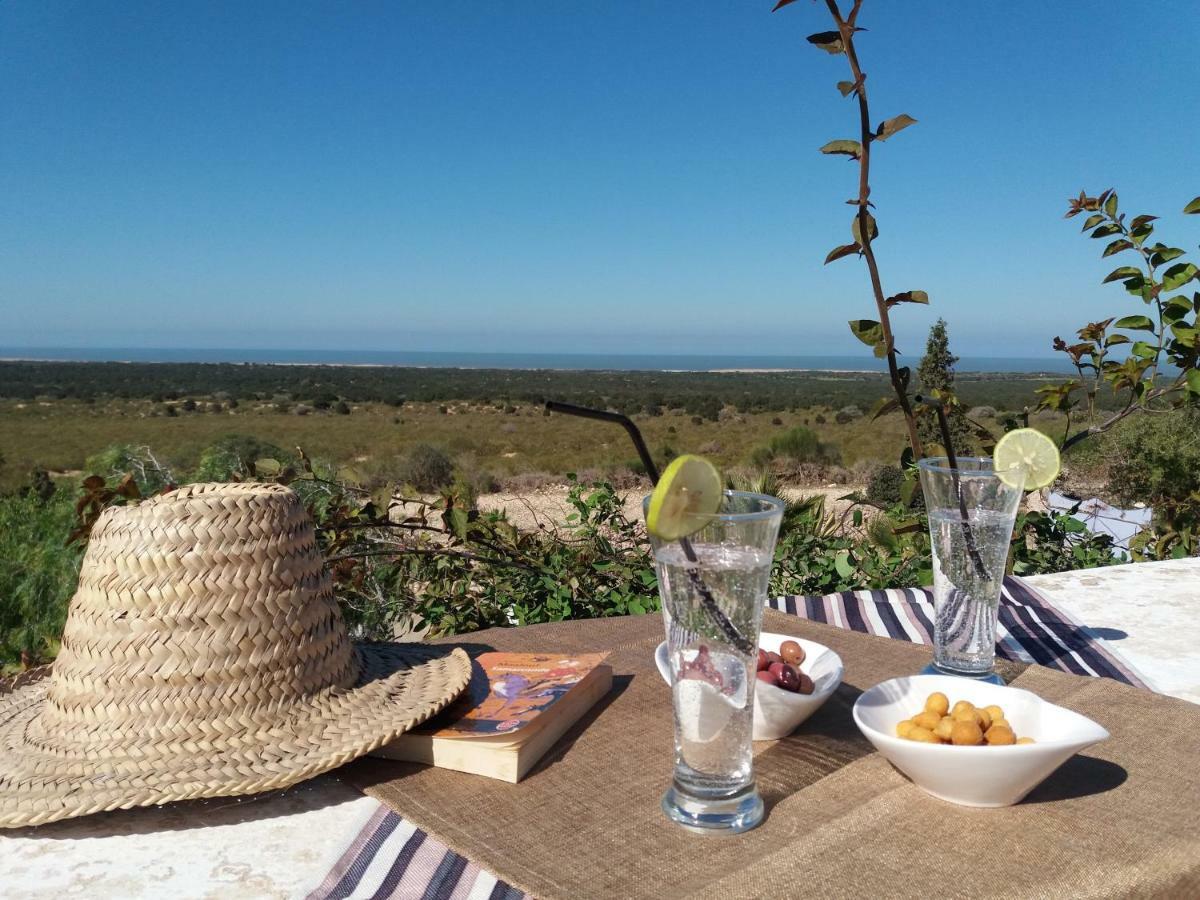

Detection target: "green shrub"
[770, 426, 835, 463]
[0, 492, 81, 668]
[1102, 409, 1200, 507]
[400, 444, 454, 492]
[1010, 510, 1122, 576]
[85, 444, 176, 494]
[193, 435, 290, 482]
[866, 465, 905, 506]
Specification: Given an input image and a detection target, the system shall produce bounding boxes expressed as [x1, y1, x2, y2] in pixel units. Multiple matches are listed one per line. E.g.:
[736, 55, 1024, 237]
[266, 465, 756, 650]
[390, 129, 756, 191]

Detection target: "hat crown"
[35, 483, 358, 752]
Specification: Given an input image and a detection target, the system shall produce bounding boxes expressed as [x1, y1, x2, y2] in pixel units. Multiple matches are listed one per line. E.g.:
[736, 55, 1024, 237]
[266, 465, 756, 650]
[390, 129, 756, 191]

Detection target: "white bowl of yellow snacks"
[852, 674, 1109, 807]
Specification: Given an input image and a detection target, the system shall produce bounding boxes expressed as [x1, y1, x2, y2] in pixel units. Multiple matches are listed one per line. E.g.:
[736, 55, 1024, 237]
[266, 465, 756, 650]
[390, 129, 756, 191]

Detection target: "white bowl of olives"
[853, 674, 1110, 807]
[654, 632, 843, 741]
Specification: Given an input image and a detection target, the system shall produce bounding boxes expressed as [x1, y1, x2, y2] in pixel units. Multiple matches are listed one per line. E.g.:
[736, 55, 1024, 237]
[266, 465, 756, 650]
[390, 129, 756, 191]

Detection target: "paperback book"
[373, 651, 612, 782]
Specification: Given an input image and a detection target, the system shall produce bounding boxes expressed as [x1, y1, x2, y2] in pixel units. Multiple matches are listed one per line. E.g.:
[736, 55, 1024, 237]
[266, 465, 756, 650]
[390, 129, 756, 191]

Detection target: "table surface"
[3, 557, 1197, 899]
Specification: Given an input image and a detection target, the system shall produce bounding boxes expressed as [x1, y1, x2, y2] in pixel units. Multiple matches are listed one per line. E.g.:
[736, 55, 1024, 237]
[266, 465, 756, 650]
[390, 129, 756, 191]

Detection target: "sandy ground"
[475, 483, 865, 533]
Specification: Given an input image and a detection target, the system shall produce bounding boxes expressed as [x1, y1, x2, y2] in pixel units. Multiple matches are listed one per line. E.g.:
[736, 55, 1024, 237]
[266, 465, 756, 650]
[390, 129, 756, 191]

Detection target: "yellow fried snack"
[951, 707, 978, 724]
[951, 699, 976, 717]
[950, 720, 984, 746]
[985, 725, 1016, 745]
[908, 725, 940, 743]
[924, 692, 950, 717]
[913, 710, 942, 732]
[896, 695, 1031, 745]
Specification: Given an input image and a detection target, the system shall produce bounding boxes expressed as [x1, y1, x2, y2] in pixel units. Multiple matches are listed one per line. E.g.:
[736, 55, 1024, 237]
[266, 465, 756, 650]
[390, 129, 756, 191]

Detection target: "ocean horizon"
[0, 347, 1081, 374]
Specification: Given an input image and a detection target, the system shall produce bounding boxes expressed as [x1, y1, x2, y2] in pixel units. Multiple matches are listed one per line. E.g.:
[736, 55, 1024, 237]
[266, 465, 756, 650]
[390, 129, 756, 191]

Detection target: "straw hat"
[0, 482, 471, 828]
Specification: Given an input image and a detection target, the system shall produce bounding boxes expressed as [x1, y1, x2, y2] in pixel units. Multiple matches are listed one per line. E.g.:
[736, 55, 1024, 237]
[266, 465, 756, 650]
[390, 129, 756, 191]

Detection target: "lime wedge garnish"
[993, 428, 1061, 490]
[646, 455, 723, 540]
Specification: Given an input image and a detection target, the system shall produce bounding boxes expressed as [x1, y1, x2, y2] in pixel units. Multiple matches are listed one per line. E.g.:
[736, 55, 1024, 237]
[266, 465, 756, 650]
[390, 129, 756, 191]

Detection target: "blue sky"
[2, 1, 1198, 357]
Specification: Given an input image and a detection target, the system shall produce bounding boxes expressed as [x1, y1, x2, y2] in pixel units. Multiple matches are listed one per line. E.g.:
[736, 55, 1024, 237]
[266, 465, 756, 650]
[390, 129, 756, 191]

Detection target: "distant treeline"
[0, 361, 1120, 417]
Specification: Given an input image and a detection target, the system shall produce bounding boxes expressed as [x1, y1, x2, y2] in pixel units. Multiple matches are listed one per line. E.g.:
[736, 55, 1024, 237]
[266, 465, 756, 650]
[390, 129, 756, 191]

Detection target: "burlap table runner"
[343, 612, 1200, 899]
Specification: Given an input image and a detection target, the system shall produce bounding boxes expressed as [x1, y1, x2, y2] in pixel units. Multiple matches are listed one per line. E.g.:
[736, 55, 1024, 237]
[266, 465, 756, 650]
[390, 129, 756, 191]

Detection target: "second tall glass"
[646, 490, 784, 834]
[918, 457, 1024, 682]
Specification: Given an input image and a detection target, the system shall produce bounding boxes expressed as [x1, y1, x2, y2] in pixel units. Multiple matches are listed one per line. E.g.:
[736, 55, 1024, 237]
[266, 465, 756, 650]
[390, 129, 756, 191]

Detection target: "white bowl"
[853, 674, 1110, 807]
[654, 632, 844, 741]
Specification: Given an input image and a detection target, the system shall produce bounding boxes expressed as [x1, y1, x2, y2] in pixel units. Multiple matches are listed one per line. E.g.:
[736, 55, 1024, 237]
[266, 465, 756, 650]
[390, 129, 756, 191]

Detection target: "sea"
[0, 347, 1080, 374]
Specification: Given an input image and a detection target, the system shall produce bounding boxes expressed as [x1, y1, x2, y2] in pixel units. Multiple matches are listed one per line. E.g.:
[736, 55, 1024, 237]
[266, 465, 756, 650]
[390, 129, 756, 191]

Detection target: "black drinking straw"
[544, 401, 755, 655]
[929, 402, 989, 580]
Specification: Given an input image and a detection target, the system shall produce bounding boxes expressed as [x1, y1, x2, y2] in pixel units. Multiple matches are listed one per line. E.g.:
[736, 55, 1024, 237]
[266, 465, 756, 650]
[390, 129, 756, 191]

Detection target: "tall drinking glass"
[918, 458, 1024, 683]
[645, 490, 784, 834]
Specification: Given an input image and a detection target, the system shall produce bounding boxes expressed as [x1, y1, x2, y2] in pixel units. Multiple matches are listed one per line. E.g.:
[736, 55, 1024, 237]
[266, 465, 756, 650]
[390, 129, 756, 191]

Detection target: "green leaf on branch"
[820, 139, 862, 160]
[834, 550, 854, 579]
[1185, 197, 1200, 215]
[1162, 262, 1199, 291]
[806, 31, 845, 54]
[1103, 239, 1134, 257]
[1151, 246, 1186, 267]
[1104, 193, 1118, 216]
[875, 114, 917, 141]
[1130, 219, 1155, 244]
[1164, 295, 1193, 322]
[1113, 315, 1154, 331]
[851, 213, 878, 244]
[1090, 223, 1122, 238]
[886, 290, 929, 307]
[1186, 369, 1200, 396]
[1104, 333, 1131, 347]
[1121, 274, 1147, 295]
[1081, 213, 1105, 231]
[1170, 322, 1199, 345]
[837, 80, 856, 97]
[1103, 266, 1143, 284]
[870, 396, 901, 420]
[824, 242, 861, 264]
[1130, 341, 1157, 360]
[848, 319, 884, 348]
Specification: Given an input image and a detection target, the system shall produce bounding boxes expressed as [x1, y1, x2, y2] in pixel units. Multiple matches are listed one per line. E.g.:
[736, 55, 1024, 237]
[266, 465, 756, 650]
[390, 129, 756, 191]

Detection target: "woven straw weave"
[0, 483, 470, 828]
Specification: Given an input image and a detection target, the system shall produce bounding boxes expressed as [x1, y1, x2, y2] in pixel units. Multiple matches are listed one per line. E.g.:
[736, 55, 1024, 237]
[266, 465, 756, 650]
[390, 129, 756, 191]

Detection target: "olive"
[780, 640, 806, 666]
[796, 672, 815, 695]
[756, 649, 770, 672]
[756, 669, 779, 687]
[776, 663, 801, 692]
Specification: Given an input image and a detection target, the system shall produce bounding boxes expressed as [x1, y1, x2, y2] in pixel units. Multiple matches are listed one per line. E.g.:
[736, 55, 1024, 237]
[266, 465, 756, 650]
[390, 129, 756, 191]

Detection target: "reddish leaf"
[824, 242, 861, 264]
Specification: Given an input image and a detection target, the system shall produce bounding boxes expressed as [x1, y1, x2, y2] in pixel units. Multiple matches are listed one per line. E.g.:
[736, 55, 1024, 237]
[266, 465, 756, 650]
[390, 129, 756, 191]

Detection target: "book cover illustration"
[419, 652, 609, 738]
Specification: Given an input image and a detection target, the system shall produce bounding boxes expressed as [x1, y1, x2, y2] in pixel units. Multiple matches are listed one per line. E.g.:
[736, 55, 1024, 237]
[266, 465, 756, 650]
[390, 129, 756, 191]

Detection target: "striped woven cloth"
[766, 576, 1150, 688]
[310, 575, 1148, 899]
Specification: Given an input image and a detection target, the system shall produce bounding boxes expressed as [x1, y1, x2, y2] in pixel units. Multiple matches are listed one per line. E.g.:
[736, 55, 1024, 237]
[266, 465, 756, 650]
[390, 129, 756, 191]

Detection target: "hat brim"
[0, 642, 470, 828]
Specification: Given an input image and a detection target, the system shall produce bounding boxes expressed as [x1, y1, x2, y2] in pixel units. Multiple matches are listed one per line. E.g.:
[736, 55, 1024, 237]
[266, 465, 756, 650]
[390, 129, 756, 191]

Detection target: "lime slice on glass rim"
[993, 428, 1061, 490]
[645, 454, 724, 540]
